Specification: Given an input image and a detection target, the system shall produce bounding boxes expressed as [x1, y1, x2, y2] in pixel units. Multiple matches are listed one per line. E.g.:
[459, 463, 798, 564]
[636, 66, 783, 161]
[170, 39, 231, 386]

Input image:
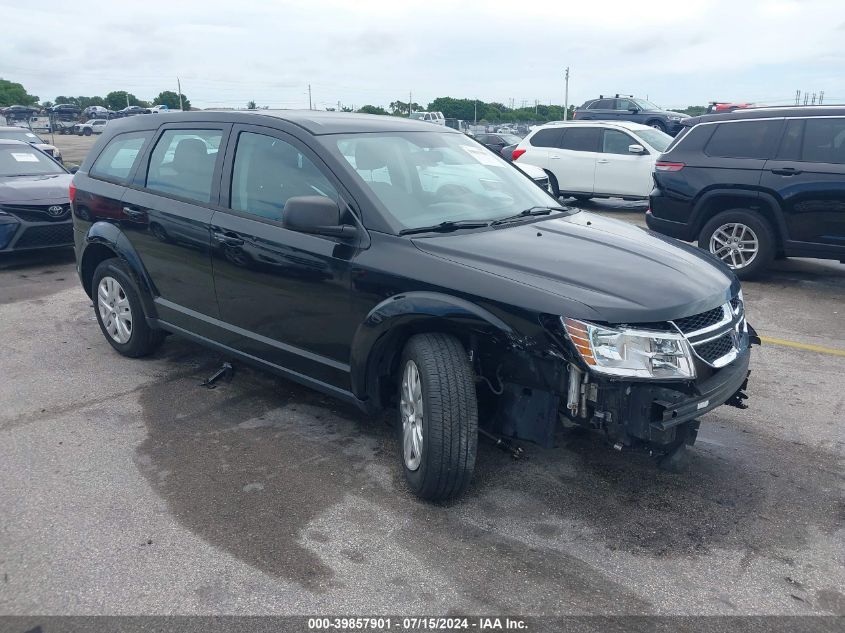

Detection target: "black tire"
[648, 119, 667, 133]
[91, 258, 164, 358]
[83, 127, 92, 136]
[697, 209, 775, 280]
[544, 170, 560, 199]
[397, 333, 478, 501]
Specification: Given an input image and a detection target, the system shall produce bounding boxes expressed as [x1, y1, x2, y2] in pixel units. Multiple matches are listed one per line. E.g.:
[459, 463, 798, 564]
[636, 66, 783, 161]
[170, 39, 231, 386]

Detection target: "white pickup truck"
[75, 119, 109, 136]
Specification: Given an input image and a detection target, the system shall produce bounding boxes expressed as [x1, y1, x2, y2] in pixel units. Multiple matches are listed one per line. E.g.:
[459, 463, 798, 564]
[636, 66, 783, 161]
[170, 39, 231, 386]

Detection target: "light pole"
[563, 67, 570, 120]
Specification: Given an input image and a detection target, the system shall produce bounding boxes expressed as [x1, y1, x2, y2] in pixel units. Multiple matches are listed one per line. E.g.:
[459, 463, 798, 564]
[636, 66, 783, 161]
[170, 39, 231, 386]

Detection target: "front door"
[593, 128, 654, 197]
[120, 124, 229, 335]
[210, 126, 364, 389]
[762, 117, 845, 251]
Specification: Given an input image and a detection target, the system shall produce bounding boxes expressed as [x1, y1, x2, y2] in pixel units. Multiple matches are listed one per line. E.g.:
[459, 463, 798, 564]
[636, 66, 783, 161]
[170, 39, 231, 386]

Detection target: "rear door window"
[704, 120, 782, 159]
[145, 129, 223, 203]
[89, 131, 152, 183]
[589, 99, 613, 109]
[800, 118, 845, 164]
[560, 127, 601, 152]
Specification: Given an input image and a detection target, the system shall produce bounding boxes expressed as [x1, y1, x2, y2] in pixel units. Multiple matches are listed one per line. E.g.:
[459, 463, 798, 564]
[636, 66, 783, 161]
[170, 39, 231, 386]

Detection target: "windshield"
[0, 146, 65, 176]
[335, 132, 563, 232]
[409, 113, 425, 120]
[499, 134, 522, 145]
[634, 99, 660, 111]
[0, 129, 45, 144]
[633, 128, 673, 152]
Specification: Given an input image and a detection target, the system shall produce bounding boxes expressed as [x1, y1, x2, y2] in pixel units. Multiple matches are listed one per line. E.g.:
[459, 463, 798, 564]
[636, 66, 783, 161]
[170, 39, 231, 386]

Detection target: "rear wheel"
[83, 127, 92, 136]
[92, 258, 164, 357]
[397, 333, 478, 501]
[698, 209, 775, 279]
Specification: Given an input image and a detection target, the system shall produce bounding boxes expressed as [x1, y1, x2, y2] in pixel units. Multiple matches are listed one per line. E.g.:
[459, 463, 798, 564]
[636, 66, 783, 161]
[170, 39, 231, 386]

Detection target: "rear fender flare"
[350, 292, 514, 404]
[81, 222, 158, 318]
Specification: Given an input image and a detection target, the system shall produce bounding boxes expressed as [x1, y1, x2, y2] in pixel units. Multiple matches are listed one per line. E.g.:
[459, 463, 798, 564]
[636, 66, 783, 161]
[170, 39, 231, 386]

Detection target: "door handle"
[122, 206, 145, 220]
[770, 167, 802, 176]
[211, 230, 244, 246]
[597, 159, 610, 164]
[550, 155, 561, 159]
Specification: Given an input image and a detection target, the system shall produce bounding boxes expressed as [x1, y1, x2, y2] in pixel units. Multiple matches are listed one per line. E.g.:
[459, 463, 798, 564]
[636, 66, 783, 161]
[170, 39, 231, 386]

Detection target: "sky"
[5, 0, 845, 111]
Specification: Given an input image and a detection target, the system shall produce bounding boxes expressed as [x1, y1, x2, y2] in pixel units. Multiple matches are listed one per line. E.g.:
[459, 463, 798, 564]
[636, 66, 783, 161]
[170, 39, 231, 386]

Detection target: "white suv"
[512, 120, 672, 201]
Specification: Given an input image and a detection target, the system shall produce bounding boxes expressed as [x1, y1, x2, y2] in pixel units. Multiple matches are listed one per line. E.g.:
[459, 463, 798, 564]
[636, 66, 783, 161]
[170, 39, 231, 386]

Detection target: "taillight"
[512, 148, 526, 161]
[69, 181, 76, 203]
[571, 112, 577, 119]
[655, 161, 685, 172]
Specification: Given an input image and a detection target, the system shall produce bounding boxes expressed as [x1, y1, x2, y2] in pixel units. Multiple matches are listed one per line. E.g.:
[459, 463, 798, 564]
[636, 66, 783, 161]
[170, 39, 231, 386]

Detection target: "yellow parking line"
[759, 336, 845, 357]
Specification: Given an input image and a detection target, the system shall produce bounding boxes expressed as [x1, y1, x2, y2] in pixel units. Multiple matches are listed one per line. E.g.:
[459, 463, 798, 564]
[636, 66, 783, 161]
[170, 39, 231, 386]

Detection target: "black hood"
[412, 211, 739, 324]
[0, 173, 72, 205]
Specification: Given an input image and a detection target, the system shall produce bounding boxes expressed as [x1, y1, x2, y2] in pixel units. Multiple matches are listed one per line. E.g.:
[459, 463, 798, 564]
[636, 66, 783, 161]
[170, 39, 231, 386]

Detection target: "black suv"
[574, 95, 689, 135]
[647, 106, 845, 279]
[71, 111, 756, 500]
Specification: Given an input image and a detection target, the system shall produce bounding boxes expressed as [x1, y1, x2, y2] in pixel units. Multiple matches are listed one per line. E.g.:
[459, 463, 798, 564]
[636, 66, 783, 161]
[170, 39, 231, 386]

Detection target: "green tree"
[0, 78, 39, 107]
[154, 90, 190, 111]
[104, 91, 145, 111]
[247, 100, 257, 109]
[357, 105, 388, 115]
[681, 105, 708, 116]
[389, 100, 420, 115]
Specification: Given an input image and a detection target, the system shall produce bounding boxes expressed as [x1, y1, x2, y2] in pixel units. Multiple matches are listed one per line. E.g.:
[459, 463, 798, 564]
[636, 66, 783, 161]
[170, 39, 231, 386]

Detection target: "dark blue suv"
[574, 95, 689, 135]
[647, 106, 845, 279]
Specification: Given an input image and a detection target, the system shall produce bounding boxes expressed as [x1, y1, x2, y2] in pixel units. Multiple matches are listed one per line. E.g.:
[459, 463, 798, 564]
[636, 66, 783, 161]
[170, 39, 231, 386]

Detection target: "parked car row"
[511, 105, 845, 279]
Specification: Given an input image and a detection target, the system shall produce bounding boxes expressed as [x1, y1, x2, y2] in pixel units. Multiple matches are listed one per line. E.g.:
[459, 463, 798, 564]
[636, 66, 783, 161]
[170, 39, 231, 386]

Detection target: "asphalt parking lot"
[1, 135, 843, 619]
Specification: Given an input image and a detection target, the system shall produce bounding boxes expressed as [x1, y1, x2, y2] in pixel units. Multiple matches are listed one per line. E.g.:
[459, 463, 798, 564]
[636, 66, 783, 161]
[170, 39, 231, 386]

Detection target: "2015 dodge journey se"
[71, 111, 757, 500]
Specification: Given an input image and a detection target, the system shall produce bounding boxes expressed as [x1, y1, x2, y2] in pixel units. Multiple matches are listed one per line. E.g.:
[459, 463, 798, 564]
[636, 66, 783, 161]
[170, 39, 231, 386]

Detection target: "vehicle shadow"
[0, 247, 75, 271]
[133, 337, 843, 605]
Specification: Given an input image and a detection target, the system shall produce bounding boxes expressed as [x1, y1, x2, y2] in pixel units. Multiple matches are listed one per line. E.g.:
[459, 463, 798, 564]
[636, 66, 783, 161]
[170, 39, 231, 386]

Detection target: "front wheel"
[698, 209, 775, 279]
[648, 120, 667, 132]
[397, 333, 478, 501]
[83, 127, 92, 136]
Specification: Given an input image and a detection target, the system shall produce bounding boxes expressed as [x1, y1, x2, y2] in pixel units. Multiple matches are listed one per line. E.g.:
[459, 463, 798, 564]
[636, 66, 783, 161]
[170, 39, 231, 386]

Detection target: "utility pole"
[474, 100, 477, 125]
[337, 100, 341, 112]
[409, 91, 412, 117]
[308, 84, 312, 110]
[177, 77, 183, 110]
[795, 89, 801, 105]
[563, 66, 570, 120]
[126, 92, 130, 108]
[811, 92, 817, 105]
[804, 92, 809, 105]
[819, 90, 824, 105]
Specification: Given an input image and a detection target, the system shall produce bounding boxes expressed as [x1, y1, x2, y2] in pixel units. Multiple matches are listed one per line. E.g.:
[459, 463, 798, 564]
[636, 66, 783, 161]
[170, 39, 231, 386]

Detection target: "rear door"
[549, 127, 601, 195]
[762, 116, 845, 251]
[120, 122, 230, 334]
[209, 125, 364, 389]
[581, 98, 614, 121]
[593, 128, 654, 197]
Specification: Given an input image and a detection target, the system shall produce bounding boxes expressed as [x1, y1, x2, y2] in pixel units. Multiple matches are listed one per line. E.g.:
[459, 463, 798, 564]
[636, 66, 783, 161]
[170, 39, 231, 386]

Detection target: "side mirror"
[628, 107, 640, 113]
[628, 144, 646, 155]
[282, 196, 356, 238]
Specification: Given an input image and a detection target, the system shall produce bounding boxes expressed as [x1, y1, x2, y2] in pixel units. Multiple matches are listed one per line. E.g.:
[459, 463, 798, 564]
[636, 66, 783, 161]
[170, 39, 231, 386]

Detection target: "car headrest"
[354, 141, 389, 171]
[172, 138, 207, 171]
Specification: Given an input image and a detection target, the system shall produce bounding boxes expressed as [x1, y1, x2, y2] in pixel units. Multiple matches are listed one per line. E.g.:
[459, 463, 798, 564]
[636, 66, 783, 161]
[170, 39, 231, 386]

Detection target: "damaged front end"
[480, 292, 758, 458]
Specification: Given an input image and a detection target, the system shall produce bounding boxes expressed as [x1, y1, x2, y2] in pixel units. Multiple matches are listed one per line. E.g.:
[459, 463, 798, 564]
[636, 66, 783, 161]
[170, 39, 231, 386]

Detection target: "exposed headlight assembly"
[563, 318, 696, 379]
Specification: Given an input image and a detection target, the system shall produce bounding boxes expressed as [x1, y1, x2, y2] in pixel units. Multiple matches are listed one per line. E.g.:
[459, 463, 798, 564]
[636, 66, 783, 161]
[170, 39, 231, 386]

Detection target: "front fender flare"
[350, 291, 514, 403]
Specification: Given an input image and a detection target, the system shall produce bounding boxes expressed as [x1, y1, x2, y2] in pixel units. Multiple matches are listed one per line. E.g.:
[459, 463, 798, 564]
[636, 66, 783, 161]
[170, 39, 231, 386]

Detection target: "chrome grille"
[673, 306, 725, 334]
[695, 332, 735, 364]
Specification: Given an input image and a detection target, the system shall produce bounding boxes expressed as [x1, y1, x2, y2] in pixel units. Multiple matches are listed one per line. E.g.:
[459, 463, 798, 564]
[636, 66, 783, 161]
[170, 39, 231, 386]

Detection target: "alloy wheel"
[709, 222, 759, 269]
[97, 276, 133, 344]
[400, 360, 424, 471]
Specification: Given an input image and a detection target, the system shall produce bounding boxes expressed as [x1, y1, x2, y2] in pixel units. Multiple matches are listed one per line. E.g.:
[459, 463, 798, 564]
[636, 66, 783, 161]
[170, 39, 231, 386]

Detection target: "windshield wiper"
[399, 220, 490, 235]
[489, 206, 565, 226]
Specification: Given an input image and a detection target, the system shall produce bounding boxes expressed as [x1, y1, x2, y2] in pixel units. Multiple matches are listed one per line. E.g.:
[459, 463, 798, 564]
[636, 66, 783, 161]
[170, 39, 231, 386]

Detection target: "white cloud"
[5, 0, 845, 109]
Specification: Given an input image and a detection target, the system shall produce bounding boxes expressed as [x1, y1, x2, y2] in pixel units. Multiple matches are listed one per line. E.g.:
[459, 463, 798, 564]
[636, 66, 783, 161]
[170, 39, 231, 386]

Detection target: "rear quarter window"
[89, 131, 152, 183]
[704, 120, 782, 159]
[529, 128, 562, 147]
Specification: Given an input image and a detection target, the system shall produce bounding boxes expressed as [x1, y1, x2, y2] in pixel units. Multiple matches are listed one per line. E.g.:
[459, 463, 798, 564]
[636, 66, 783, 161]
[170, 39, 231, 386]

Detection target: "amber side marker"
[759, 336, 845, 358]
